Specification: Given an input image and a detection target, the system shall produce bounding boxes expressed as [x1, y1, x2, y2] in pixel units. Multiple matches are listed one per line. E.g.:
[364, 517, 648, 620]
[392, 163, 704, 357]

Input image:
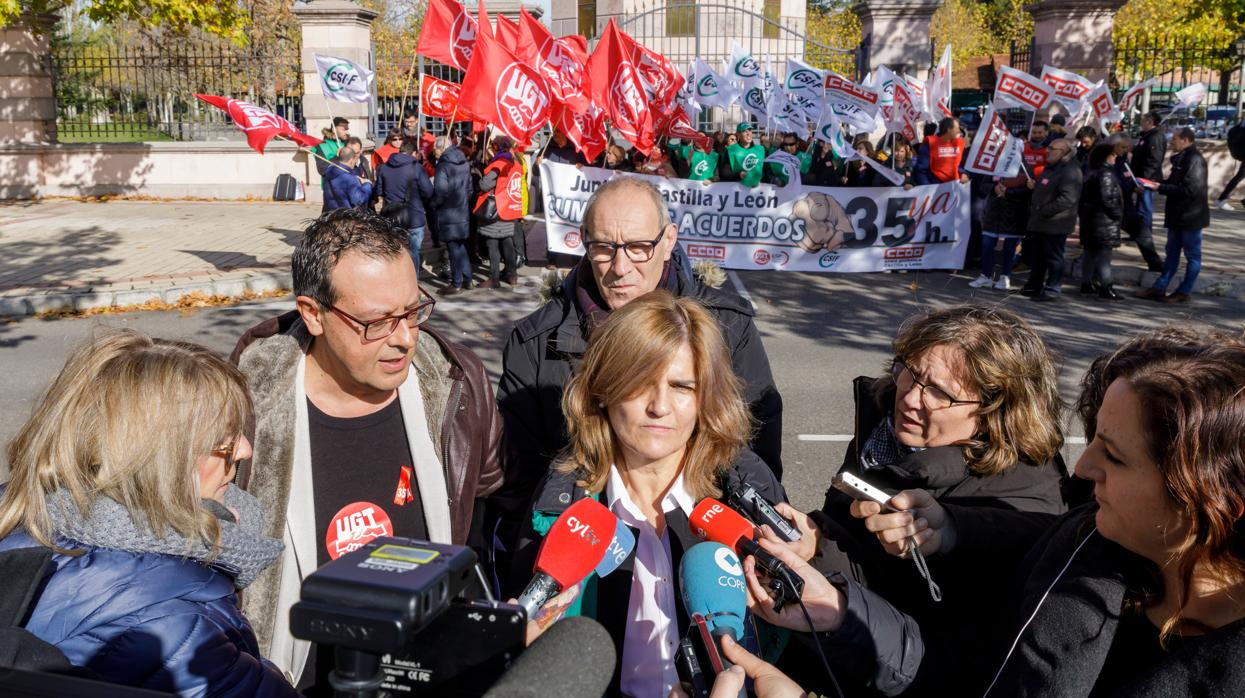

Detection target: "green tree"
[806, 6, 861, 76]
[2, 0, 248, 42]
[931, 0, 1002, 67]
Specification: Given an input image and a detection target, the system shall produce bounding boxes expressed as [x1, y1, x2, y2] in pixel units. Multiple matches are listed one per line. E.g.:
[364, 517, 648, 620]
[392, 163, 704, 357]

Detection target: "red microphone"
[517, 498, 617, 618]
[689, 498, 805, 610]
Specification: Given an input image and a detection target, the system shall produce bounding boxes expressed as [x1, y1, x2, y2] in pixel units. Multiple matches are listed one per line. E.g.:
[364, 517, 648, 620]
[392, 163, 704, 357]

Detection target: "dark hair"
[1142, 112, 1160, 126]
[332, 117, 349, 128]
[853, 137, 875, 157]
[399, 138, 418, 155]
[292, 208, 409, 305]
[923, 122, 937, 138]
[385, 128, 403, 145]
[1050, 114, 1067, 126]
[1031, 120, 1049, 131]
[1088, 142, 1115, 168]
[347, 136, 363, 149]
[1175, 127, 1196, 143]
[937, 117, 956, 135]
[403, 112, 417, 120]
[1075, 125, 1098, 141]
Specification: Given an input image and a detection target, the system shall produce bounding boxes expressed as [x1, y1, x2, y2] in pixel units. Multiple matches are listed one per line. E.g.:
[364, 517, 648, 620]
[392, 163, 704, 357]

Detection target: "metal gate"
[612, 2, 861, 130]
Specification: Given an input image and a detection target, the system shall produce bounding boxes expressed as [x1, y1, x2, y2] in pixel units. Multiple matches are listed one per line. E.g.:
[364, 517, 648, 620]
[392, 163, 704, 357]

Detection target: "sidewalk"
[0, 198, 1241, 317]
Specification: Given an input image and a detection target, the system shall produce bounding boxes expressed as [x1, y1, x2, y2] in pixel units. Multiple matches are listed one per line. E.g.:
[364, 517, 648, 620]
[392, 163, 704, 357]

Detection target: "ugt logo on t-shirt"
[326, 502, 394, 560]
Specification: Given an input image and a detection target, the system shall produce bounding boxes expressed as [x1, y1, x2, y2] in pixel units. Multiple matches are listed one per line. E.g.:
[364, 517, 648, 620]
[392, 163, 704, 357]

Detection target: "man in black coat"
[490, 176, 784, 576]
[1124, 112, 1166, 271]
[377, 139, 434, 274]
[430, 138, 474, 293]
[1021, 138, 1082, 301]
[1134, 127, 1210, 304]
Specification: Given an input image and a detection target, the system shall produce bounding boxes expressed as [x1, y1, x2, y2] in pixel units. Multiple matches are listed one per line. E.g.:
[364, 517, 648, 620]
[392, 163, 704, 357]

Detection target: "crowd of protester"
[0, 105, 1235, 697]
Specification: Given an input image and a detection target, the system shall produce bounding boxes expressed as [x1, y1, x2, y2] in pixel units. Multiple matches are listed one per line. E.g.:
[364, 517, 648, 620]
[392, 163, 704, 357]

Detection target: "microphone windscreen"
[533, 497, 617, 588]
[689, 498, 754, 550]
[679, 542, 747, 640]
[594, 519, 636, 579]
[483, 616, 616, 698]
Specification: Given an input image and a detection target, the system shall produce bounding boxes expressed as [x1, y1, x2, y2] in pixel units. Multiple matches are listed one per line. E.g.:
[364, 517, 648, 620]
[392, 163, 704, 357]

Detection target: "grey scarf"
[46, 484, 283, 589]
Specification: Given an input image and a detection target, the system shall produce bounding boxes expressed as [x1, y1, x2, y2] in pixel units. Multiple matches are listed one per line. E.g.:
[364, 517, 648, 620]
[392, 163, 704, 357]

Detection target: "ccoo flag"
[314, 54, 375, 103]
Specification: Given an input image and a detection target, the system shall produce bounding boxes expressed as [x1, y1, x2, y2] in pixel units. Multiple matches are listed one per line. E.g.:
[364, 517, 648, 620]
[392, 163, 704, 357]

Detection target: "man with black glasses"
[491, 176, 784, 584]
[229, 207, 503, 689]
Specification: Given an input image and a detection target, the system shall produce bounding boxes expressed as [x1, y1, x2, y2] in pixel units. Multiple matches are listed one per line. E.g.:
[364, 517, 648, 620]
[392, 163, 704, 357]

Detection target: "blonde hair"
[0, 329, 252, 554]
[883, 305, 1063, 476]
[557, 292, 752, 499]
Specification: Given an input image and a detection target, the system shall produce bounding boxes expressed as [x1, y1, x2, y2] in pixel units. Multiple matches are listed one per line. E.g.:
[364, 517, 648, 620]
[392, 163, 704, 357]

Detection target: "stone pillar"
[0, 14, 57, 144]
[852, 0, 941, 79]
[293, 0, 377, 142]
[1026, 0, 1127, 85]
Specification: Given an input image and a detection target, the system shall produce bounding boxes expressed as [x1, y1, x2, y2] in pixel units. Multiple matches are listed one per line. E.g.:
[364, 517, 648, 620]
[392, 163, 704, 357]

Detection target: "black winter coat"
[1079, 165, 1125, 248]
[828, 505, 1245, 697]
[1130, 127, 1167, 181]
[1158, 145, 1211, 230]
[1027, 158, 1082, 236]
[377, 152, 433, 229]
[981, 183, 1030, 236]
[431, 146, 471, 241]
[492, 259, 784, 520]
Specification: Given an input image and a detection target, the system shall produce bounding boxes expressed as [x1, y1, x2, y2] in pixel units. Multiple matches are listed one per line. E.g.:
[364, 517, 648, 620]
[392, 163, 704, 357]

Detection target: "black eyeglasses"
[323, 297, 436, 341]
[891, 360, 982, 410]
[584, 229, 667, 263]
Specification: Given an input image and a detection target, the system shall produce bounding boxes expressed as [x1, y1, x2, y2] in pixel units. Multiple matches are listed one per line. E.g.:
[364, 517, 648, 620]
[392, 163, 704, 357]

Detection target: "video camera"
[290, 537, 526, 698]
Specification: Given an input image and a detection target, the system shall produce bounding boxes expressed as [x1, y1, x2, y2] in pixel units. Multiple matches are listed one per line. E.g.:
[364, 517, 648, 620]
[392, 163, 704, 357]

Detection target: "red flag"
[459, 26, 552, 147]
[194, 94, 320, 154]
[415, 0, 478, 71]
[420, 75, 468, 120]
[477, 0, 492, 39]
[585, 20, 654, 154]
[517, 9, 589, 113]
[656, 105, 711, 150]
[552, 101, 609, 162]
[632, 42, 683, 117]
[495, 14, 519, 53]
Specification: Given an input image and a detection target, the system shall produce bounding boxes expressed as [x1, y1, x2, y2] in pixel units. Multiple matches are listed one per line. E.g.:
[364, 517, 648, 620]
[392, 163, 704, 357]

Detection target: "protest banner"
[540, 161, 969, 272]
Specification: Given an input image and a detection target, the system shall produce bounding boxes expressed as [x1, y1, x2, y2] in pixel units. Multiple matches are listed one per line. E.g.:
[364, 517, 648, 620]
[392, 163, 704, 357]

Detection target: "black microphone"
[482, 616, 616, 698]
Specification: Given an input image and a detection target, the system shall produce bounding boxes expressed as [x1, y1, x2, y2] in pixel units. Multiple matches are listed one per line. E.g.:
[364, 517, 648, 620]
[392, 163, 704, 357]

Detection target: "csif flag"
[763, 150, 803, 187]
[419, 74, 467, 120]
[725, 41, 763, 83]
[459, 25, 552, 147]
[964, 104, 1023, 177]
[586, 20, 655, 154]
[516, 9, 589, 113]
[784, 58, 825, 100]
[415, 0, 478, 71]
[814, 108, 855, 160]
[194, 94, 321, 153]
[688, 57, 739, 110]
[313, 54, 374, 104]
[993, 66, 1054, 112]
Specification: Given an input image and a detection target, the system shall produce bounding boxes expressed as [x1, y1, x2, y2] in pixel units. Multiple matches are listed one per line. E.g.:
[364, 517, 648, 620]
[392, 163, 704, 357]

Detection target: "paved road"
[4, 268, 1242, 511]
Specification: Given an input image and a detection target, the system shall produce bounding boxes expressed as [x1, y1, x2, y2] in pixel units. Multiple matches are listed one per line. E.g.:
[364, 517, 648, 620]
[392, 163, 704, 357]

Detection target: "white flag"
[928, 44, 953, 118]
[724, 42, 763, 84]
[814, 109, 855, 160]
[769, 97, 808, 139]
[1119, 78, 1156, 114]
[888, 74, 922, 142]
[690, 58, 739, 110]
[790, 92, 824, 123]
[763, 150, 803, 186]
[829, 101, 878, 134]
[873, 65, 899, 122]
[1040, 65, 1096, 113]
[964, 104, 1023, 178]
[993, 66, 1055, 112]
[824, 72, 880, 119]
[1174, 83, 1207, 110]
[677, 61, 702, 117]
[1086, 82, 1122, 130]
[857, 152, 906, 186]
[784, 58, 825, 100]
[314, 54, 375, 104]
[739, 82, 770, 122]
[904, 74, 929, 119]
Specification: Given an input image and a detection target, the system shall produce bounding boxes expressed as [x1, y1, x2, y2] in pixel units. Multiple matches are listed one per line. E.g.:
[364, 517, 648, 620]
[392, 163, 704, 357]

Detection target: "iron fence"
[51, 41, 303, 143]
[371, 46, 474, 140]
[1112, 35, 1243, 131]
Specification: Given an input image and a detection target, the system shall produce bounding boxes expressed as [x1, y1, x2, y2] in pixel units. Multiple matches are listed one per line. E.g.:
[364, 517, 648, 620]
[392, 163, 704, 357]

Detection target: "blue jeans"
[445, 240, 472, 288]
[407, 226, 426, 274]
[1153, 228, 1203, 295]
[980, 233, 1020, 278]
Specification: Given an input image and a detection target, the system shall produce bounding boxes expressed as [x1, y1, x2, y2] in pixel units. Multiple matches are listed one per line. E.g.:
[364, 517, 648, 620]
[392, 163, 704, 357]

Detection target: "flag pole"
[286, 135, 353, 173]
[399, 52, 420, 133]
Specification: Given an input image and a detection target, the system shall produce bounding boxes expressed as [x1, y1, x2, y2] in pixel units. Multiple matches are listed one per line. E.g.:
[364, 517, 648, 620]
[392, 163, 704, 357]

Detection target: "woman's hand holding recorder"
[848, 487, 957, 558]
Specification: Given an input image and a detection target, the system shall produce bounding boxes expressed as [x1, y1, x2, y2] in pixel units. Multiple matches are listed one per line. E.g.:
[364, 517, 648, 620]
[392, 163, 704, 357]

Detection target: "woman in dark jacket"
[750, 329, 1245, 698]
[510, 292, 786, 697]
[775, 305, 1071, 694]
[809, 140, 842, 187]
[476, 136, 521, 288]
[377, 138, 434, 274]
[431, 135, 474, 294]
[842, 139, 876, 187]
[1079, 143, 1125, 299]
[0, 330, 291, 697]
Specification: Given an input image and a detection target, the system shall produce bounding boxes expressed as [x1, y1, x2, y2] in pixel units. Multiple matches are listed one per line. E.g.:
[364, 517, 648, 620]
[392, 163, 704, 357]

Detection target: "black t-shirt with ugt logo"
[307, 396, 428, 569]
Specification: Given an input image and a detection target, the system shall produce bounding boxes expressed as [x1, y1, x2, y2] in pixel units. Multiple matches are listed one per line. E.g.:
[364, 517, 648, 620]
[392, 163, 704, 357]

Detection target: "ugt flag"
[585, 20, 655, 154]
[419, 75, 465, 120]
[415, 0, 478, 71]
[459, 27, 552, 146]
[314, 54, 374, 103]
[194, 94, 321, 154]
